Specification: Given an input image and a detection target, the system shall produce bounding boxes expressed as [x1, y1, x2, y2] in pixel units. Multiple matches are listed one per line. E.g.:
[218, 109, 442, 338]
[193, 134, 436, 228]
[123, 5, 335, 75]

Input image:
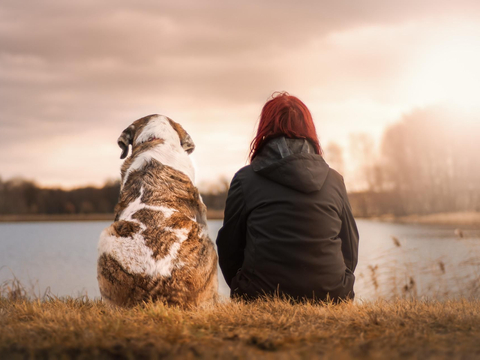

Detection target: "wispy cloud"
[1, 0, 480, 187]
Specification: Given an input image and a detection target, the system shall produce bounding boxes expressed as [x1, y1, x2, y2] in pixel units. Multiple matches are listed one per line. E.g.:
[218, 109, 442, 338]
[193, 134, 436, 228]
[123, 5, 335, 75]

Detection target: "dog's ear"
[117, 125, 135, 159]
[168, 118, 195, 154]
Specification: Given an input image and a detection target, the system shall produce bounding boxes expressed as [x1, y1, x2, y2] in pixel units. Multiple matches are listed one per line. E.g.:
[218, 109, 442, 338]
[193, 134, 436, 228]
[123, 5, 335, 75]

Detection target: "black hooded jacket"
[216, 137, 359, 301]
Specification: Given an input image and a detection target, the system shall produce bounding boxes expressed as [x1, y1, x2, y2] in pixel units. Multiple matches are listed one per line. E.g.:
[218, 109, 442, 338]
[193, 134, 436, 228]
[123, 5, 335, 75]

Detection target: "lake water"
[1, 219, 480, 301]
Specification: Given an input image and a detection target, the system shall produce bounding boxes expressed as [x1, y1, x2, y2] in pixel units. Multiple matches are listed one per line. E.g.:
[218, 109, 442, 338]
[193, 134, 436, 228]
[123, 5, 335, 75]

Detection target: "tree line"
[0, 178, 228, 215]
[1, 107, 478, 218]
[333, 108, 480, 217]
[0, 179, 121, 215]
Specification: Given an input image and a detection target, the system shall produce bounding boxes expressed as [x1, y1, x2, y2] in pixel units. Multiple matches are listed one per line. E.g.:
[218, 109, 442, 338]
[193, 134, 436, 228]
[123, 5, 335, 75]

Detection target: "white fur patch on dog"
[134, 115, 174, 146]
[98, 227, 190, 278]
[122, 115, 195, 186]
[119, 186, 177, 230]
[97, 186, 190, 278]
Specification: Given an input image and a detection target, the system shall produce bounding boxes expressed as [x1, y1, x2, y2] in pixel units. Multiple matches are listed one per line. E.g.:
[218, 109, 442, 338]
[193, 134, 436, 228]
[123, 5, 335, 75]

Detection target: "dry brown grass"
[1, 288, 480, 360]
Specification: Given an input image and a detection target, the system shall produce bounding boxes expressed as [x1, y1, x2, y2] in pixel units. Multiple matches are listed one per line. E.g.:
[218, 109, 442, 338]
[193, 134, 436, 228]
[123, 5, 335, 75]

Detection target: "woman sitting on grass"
[216, 92, 359, 302]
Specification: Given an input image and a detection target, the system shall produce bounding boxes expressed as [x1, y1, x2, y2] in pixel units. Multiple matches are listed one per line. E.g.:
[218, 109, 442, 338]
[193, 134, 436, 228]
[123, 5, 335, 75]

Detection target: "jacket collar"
[251, 136, 316, 172]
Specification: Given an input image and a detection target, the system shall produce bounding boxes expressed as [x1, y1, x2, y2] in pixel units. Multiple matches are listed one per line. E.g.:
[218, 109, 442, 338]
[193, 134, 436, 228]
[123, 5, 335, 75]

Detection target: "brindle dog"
[97, 115, 218, 308]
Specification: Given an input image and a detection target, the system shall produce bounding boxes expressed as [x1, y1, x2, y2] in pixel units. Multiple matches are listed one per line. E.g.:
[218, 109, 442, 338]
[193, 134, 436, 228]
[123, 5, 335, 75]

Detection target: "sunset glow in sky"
[1, 1, 480, 190]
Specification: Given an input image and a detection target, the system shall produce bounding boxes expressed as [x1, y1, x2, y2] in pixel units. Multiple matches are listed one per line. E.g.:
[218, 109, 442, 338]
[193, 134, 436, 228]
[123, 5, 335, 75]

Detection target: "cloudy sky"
[1, 0, 480, 190]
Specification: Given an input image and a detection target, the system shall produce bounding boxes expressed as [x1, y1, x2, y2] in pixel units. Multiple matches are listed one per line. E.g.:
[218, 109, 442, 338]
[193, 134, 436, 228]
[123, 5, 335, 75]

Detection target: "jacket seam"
[342, 200, 354, 271]
[238, 169, 258, 280]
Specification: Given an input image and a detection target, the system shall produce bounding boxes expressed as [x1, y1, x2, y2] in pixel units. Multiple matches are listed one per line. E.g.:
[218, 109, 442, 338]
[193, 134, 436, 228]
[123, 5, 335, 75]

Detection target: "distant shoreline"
[0, 210, 225, 223]
[1, 211, 479, 226]
[362, 211, 480, 228]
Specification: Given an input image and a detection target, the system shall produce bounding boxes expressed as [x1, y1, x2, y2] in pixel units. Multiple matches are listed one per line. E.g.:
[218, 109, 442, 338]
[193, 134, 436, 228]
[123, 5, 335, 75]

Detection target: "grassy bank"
[361, 211, 480, 227]
[395, 212, 480, 227]
[1, 295, 480, 360]
[2, 211, 479, 225]
[0, 210, 225, 223]
[0, 213, 115, 222]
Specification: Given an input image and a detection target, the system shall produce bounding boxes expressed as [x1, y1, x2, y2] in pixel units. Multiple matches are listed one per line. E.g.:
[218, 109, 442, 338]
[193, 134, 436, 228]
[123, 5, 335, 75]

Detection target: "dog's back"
[97, 115, 218, 308]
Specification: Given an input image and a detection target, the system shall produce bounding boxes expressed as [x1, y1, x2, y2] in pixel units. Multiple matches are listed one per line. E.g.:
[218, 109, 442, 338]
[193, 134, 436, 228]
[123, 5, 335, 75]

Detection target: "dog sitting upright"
[97, 114, 218, 308]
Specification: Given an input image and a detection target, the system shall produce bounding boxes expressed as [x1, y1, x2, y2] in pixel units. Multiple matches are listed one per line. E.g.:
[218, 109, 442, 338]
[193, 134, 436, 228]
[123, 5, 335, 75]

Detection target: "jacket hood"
[251, 137, 330, 193]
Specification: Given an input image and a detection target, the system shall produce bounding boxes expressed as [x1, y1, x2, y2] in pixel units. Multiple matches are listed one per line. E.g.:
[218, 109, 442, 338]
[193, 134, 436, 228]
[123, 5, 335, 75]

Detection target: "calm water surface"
[1, 220, 479, 300]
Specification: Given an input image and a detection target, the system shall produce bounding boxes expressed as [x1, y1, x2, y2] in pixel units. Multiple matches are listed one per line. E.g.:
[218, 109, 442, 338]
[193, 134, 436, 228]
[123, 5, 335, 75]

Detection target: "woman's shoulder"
[232, 165, 253, 180]
[230, 164, 266, 190]
[323, 166, 349, 200]
[326, 166, 345, 184]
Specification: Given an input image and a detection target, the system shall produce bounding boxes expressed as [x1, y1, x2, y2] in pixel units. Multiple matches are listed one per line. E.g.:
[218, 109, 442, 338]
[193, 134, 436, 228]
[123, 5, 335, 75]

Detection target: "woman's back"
[216, 136, 358, 301]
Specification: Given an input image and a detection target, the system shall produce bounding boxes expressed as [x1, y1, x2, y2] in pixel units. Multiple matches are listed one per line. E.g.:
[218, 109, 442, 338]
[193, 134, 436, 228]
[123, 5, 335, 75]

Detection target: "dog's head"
[117, 115, 195, 159]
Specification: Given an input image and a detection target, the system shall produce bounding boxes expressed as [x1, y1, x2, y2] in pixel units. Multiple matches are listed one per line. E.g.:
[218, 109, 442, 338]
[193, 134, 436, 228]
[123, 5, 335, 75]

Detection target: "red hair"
[249, 92, 322, 161]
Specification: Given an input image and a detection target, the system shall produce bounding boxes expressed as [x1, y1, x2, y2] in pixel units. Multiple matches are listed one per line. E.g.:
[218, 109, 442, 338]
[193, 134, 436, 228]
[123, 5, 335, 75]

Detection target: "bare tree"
[325, 142, 345, 176]
[349, 133, 384, 192]
[380, 108, 480, 214]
